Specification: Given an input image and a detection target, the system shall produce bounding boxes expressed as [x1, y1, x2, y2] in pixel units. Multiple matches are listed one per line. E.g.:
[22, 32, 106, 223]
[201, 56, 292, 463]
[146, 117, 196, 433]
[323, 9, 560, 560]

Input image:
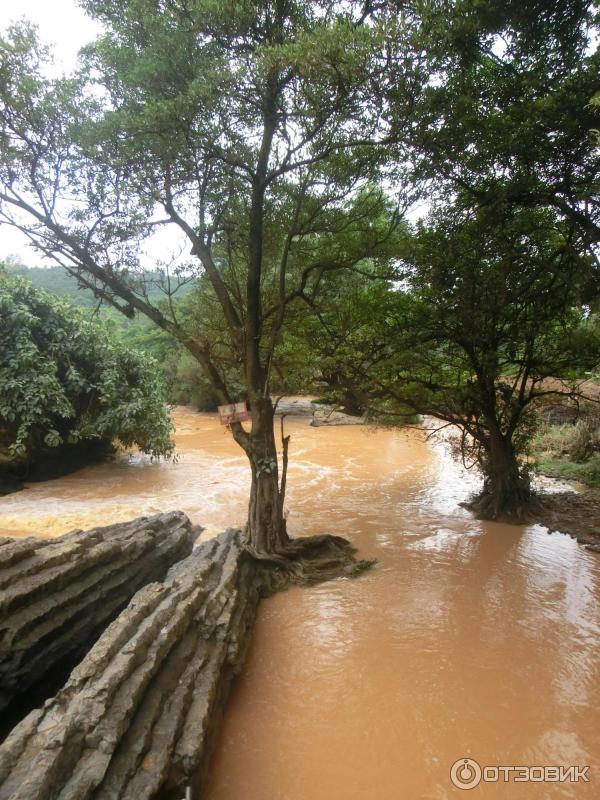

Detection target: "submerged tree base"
[245, 532, 376, 591]
[461, 490, 541, 525]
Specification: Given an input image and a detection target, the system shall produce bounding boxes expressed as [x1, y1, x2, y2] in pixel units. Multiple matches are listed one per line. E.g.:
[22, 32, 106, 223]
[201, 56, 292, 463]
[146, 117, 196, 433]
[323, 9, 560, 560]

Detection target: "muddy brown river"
[1, 406, 599, 798]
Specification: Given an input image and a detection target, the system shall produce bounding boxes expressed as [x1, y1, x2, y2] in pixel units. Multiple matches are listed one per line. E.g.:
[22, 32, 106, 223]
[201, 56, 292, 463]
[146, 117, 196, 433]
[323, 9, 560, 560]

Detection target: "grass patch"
[533, 424, 577, 456]
[533, 421, 598, 460]
[534, 453, 600, 488]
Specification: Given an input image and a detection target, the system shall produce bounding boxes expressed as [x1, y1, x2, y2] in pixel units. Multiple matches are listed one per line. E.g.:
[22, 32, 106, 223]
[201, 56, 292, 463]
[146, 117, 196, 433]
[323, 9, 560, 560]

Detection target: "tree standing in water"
[391, 203, 599, 520]
[366, 0, 600, 519]
[0, 3, 419, 555]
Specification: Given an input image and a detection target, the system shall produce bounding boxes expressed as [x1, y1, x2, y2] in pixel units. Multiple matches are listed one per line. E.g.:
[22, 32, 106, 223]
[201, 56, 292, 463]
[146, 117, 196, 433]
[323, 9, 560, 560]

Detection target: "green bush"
[0, 274, 173, 462]
[535, 454, 600, 488]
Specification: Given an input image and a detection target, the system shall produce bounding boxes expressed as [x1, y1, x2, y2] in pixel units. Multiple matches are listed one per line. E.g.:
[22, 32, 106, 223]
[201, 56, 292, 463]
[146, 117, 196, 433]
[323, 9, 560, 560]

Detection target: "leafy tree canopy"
[307, 200, 600, 518]
[0, 272, 173, 462]
[400, 0, 600, 243]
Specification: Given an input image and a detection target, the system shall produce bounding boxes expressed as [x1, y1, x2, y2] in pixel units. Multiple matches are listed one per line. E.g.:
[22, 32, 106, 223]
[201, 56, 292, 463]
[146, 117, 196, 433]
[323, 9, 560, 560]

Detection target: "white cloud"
[0, 0, 102, 73]
[1, 1, 104, 263]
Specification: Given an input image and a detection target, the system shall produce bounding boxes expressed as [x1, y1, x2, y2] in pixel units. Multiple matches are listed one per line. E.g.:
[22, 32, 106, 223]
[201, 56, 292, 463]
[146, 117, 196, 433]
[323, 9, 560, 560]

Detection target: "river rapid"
[1, 406, 599, 798]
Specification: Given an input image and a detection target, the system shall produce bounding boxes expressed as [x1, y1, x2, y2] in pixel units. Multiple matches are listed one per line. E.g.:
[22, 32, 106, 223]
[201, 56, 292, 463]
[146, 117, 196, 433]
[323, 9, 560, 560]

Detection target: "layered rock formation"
[0, 528, 260, 800]
[0, 512, 199, 721]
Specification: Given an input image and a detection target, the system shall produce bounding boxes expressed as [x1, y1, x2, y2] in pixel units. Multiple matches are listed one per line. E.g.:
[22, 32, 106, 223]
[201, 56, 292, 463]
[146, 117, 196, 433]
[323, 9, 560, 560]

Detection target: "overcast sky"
[0, 0, 101, 72]
[0, 0, 102, 264]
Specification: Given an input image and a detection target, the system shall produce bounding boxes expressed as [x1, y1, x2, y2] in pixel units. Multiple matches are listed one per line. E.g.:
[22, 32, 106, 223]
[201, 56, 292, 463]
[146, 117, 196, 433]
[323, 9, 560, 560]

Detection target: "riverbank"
[534, 452, 600, 488]
[530, 389, 600, 488]
[537, 489, 600, 551]
[530, 420, 600, 548]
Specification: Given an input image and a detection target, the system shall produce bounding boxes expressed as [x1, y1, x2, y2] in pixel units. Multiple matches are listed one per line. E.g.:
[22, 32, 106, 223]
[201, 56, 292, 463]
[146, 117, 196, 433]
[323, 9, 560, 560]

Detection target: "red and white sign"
[218, 402, 250, 425]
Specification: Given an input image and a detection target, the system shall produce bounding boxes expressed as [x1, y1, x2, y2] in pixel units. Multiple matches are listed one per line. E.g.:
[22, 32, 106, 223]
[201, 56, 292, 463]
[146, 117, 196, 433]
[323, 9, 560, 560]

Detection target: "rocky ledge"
[0, 512, 199, 727]
[0, 529, 261, 800]
[274, 396, 365, 426]
[0, 525, 372, 799]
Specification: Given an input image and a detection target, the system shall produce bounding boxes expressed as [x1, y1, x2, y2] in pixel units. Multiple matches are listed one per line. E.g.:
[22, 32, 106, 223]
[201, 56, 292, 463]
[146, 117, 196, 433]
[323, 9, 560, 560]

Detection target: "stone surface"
[273, 396, 365, 425]
[310, 406, 366, 426]
[0, 529, 262, 800]
[0, 512, 199, 720]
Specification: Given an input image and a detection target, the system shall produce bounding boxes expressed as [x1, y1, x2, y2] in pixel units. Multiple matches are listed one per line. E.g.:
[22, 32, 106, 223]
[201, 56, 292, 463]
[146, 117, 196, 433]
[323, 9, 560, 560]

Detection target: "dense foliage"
[402, 0, 600, 243]
[395, 205, 599, 517]
[0, 274, 173, 464]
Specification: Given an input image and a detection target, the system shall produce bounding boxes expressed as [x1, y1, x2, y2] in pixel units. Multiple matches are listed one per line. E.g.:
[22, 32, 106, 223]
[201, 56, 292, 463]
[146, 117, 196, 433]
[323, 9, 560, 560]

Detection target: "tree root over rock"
[0, 528, 372, 800]
[246, 533, 376, 591]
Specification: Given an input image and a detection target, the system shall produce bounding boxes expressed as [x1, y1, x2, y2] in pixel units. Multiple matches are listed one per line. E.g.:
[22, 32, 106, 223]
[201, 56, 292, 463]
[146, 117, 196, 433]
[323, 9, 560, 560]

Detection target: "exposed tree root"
[244, 532, 376, 590]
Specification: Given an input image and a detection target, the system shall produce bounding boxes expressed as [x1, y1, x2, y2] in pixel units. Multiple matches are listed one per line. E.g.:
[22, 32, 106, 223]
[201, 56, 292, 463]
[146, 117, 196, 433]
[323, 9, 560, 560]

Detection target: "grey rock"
[0, 512, 200, 718]
[0, 529, 262, 800]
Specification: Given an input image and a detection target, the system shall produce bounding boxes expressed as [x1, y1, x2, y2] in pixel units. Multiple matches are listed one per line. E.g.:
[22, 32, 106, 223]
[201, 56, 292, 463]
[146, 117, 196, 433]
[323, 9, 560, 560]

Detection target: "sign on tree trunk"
[218, 402, 250, 425]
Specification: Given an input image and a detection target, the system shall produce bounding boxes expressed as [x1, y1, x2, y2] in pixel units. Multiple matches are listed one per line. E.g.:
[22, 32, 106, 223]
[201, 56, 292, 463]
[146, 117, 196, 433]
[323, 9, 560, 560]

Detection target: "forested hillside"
[3, 261, 103, 306]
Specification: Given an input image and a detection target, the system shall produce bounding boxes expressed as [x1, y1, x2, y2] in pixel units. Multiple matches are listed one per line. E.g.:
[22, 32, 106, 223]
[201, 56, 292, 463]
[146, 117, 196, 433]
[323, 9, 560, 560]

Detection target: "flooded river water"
[0, 406, 599, 798]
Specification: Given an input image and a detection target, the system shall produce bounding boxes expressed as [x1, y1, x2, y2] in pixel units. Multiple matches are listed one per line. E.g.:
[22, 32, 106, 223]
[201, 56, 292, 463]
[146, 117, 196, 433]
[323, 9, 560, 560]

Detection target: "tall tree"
[351, 0, 600, 519]
[0, 4, 420, 555]
[401, 204, 599, 519]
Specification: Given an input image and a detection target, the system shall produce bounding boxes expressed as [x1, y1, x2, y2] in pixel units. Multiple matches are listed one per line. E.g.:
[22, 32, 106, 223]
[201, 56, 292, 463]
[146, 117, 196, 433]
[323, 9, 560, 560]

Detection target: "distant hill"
[1, 263, 193, 309]
[2, 263, 99, 307]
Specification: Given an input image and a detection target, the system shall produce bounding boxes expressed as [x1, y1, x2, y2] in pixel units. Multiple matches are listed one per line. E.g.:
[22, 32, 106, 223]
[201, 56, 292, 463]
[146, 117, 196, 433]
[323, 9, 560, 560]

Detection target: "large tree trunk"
[232, 398, 373, 583]
[471, 428, 532, 521]
[245, 396, 290, 554]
